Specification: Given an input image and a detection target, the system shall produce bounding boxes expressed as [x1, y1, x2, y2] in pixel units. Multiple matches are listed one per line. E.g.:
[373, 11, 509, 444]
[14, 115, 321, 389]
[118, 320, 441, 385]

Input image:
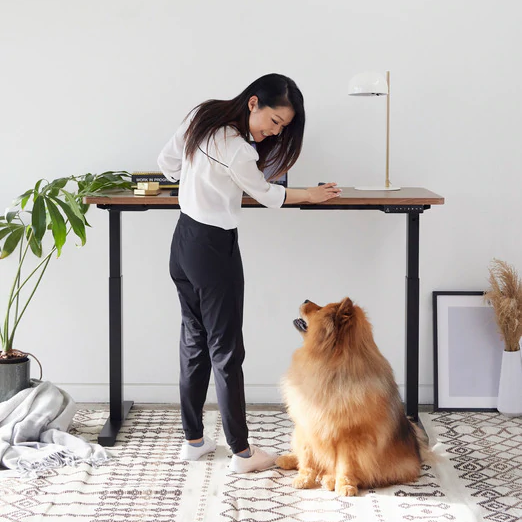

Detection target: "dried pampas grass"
[484, 259, 522, 352]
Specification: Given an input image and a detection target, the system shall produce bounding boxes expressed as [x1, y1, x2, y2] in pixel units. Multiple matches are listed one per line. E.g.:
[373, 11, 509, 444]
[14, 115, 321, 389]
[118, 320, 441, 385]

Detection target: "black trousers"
[169, 212, 248, 453]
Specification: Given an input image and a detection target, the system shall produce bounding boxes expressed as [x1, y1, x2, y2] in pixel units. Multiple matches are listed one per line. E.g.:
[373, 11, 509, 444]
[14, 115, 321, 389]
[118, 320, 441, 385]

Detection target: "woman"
[158, 73, 341, 473]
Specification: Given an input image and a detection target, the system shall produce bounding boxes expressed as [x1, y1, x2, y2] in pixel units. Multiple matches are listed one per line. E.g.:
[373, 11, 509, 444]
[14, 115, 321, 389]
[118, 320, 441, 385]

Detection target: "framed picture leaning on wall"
[433, 291, 504, 411]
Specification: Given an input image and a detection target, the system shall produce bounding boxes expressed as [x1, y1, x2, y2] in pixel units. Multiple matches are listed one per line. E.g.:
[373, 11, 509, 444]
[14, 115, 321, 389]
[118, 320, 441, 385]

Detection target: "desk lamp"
[348, 71, 400, 191]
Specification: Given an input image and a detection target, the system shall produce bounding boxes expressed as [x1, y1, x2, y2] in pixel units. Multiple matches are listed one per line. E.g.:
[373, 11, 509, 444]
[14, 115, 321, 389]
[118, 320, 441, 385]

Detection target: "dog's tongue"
[293, 318, 308, 333]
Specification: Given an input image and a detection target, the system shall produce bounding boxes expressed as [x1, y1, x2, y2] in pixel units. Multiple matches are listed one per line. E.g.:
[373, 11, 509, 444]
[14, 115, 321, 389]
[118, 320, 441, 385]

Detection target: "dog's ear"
[336, 297, 354, 324]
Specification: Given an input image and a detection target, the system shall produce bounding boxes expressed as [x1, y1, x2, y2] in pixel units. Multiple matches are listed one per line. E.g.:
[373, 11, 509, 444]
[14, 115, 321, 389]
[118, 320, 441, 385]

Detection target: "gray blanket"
[0, 381, 109, 478]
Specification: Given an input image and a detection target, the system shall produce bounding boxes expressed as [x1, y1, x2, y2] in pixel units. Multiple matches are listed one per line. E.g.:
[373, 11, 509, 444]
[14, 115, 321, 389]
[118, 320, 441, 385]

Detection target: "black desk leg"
[405, 212, 420, 421]
[98, 209, 134, 446]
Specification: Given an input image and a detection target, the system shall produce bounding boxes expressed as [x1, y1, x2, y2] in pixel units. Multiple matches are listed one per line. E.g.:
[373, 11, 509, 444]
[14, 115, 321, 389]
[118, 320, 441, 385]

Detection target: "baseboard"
[56, 383, 434, 405]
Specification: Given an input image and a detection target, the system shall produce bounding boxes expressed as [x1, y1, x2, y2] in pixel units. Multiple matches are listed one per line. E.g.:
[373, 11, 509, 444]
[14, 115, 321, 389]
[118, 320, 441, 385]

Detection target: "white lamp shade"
[348, 71, 388, 96]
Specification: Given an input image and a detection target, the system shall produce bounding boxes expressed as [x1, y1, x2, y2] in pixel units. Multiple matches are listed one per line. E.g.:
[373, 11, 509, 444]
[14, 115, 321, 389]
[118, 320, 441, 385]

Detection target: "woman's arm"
[284, 183, 341, 204]
[157, 118, 191, 182]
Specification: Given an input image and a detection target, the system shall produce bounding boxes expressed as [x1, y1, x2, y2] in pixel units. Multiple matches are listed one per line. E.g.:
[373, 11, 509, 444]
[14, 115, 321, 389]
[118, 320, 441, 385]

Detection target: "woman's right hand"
[284, 183, 342, 205]
[305, 182, 342, 203]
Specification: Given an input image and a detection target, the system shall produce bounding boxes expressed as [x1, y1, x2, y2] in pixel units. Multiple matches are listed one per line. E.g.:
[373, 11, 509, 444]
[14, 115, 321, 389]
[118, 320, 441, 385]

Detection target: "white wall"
[1, 0, 521, 404]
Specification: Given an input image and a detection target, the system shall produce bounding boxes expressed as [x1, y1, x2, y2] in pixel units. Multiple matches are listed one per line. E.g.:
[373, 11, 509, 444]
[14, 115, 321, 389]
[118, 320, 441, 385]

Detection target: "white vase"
[497, 349, 522, 417]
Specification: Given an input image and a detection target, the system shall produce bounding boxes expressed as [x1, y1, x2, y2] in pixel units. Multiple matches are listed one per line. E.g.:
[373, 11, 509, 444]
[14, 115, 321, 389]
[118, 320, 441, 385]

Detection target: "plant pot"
[0, 354, 31, 402]
[497, 350, 522, 417]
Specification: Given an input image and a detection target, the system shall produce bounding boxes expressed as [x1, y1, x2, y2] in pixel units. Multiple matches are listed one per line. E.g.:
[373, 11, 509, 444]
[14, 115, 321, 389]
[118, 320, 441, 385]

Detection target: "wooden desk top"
[84, 187, 444, 207]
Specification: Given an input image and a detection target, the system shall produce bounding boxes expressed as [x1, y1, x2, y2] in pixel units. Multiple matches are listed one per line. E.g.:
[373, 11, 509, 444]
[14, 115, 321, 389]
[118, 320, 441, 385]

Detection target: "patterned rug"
[1, 408, 519, 521]
[421, 411, 522, 522]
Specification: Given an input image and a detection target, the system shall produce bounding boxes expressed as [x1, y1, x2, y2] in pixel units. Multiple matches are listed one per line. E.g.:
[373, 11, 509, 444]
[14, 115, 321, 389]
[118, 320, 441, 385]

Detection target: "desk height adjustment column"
[405, 212, 420, 421]
[98, 209, 133, 446]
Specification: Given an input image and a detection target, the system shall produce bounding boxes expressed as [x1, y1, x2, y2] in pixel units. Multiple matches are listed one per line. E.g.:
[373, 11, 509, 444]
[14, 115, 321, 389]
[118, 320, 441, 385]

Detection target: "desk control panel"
[383, 205, 428, 213]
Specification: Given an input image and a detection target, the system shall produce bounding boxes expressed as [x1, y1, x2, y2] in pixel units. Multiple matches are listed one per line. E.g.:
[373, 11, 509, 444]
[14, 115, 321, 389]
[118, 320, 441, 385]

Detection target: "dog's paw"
[336, 484, 358, 497]
[335, 477, 358, 497]
[292, 471, 317, 489]
[321, 474, 336, 491]
[275, 453, 299, 470]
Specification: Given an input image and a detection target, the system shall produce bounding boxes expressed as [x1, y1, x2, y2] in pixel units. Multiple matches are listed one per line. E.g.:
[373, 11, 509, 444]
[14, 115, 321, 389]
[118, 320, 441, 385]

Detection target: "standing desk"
[84, 187, 444, 446]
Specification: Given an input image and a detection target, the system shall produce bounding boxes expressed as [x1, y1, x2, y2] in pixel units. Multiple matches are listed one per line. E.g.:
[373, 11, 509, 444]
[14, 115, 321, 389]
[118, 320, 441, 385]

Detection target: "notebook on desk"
[266, 170, 288, 188]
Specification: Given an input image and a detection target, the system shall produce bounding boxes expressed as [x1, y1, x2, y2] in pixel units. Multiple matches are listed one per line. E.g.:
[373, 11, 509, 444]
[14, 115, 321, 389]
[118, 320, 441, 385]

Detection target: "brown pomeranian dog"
[276, 297, 429, 496]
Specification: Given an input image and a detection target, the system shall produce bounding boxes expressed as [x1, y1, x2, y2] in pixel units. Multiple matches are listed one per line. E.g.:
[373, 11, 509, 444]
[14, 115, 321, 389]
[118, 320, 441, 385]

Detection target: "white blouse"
[157, 117, 286, 230]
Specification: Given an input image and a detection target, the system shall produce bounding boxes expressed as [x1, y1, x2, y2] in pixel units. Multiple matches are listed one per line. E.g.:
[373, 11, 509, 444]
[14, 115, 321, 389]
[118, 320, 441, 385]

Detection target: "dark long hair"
[184, 73, 305, 180]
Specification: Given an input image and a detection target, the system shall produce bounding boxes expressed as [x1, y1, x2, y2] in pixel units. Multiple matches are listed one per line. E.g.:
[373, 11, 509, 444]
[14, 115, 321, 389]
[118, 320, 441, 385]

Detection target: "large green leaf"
[85, 178, 111, 193]
[45, 198, 66, 257]
[62, 190, 84, 220]
[21, 193, 32, 210]
[0, 226, 24, 259]
[76, 172, 130, 198]
[50, 195, 86, 246]
[51, 178, 69, 189]
[80, 203, 90, 217]
[33, 179, 44, 198]
[6, 211, 18, 223]
[13, 189, 33, 209]
[98, 171, 130, 183]
[46, 177, 69, 198]
[25, 226, 42, 257]
[31, 196, 46, 241]
[0, 228, 12, 241]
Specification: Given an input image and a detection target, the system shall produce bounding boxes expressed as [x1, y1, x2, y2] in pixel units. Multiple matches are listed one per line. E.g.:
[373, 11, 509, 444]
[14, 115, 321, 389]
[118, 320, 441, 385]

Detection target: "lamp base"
[354, 186, 401, 191]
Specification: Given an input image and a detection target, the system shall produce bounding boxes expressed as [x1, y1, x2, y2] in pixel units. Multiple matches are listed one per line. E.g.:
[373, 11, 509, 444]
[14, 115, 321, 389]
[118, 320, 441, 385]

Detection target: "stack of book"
[132, 171, 179, 196]
[134, 182, 161, 196]
[132, 171, 179, 189]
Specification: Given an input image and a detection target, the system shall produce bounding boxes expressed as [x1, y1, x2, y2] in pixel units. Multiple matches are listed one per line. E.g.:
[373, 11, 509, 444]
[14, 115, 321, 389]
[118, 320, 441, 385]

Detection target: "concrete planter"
[0, 356, 31, 402]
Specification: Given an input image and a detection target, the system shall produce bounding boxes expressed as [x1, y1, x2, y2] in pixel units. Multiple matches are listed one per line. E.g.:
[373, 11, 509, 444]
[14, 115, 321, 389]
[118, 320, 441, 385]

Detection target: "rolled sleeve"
[229, 143, 286, 209]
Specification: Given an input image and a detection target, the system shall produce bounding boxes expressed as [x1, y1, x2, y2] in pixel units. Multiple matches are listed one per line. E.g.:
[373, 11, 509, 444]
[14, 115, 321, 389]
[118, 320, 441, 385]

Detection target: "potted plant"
[0, 171, 132, 402]
[484, 258, 522, 416]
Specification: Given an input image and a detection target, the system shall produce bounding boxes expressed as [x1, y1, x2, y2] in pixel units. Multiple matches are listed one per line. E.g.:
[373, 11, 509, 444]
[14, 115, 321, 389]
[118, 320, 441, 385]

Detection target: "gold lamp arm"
[385, 71, 390, 189]
[348, 69, 400, 191]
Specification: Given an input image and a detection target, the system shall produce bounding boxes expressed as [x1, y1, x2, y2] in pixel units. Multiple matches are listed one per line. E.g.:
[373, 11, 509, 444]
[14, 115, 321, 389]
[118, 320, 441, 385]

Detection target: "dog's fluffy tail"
[412, 420, 438, 466]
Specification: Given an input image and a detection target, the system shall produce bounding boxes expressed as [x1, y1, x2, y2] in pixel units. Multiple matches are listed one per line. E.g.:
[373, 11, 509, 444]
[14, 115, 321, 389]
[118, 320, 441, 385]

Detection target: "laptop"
[264, 168, 288, 188]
